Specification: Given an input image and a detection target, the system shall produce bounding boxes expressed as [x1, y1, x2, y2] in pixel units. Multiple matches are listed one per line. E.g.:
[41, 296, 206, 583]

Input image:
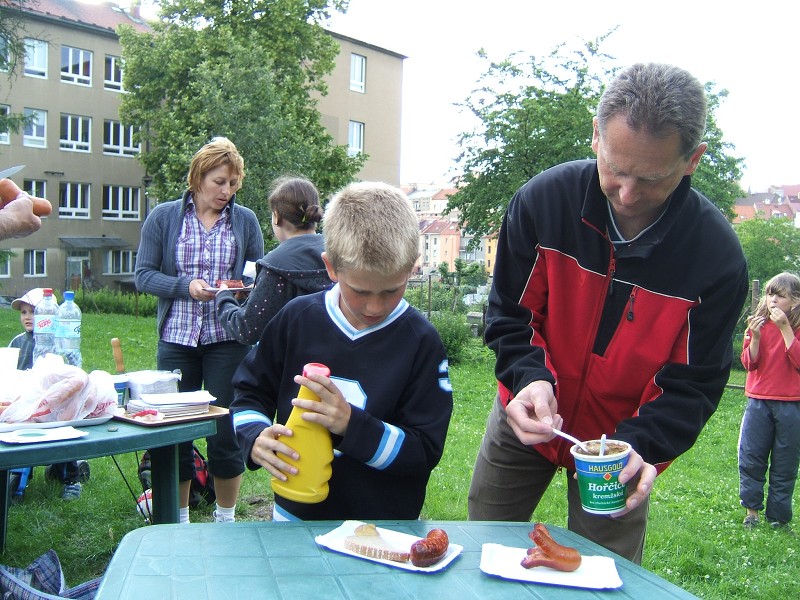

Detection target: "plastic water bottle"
[55, 290, 82, 367]
[33, 288, 59, 365]
[271, 363, 334, 504]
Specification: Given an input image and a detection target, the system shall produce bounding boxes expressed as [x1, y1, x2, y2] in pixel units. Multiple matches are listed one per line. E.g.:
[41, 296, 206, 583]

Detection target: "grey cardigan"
[134, 191, 264, 337]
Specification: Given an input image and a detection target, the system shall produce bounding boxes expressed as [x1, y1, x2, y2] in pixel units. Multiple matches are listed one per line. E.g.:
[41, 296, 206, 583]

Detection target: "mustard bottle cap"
[303, 363, 330, 378]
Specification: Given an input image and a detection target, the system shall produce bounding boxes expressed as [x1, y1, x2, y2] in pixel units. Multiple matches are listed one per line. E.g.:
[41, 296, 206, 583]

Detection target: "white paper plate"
[0, 414, 113, 433]
[0, 426, 88, 444]
[202, 286, 253, 293]
[315, 520, 462, 572]
[480, 543, 622, 589]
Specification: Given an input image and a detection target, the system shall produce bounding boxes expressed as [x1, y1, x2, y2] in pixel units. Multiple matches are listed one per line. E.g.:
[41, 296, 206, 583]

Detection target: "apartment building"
[317, 31, 404, 185]
[0, 1, 403, 298]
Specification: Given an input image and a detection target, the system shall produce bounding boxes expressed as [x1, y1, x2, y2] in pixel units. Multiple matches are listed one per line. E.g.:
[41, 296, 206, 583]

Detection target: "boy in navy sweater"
[231, 182, 453, 521]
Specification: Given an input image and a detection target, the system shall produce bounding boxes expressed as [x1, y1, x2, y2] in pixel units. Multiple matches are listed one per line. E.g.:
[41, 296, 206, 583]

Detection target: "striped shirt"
[162, 197, 236, 346]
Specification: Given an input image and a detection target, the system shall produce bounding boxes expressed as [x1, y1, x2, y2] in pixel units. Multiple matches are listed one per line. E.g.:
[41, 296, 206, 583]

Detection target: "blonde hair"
[323, 181, 420, 274]
[187, 137, 244, 193]
[753, 271, 800, 330]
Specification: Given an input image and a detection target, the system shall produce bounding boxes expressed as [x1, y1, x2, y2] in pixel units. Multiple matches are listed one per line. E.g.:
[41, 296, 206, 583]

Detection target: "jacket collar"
[582, 167, 694, 259]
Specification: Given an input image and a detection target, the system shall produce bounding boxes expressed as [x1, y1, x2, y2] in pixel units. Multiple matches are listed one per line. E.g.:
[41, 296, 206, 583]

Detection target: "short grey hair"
[596, 63, 707, 158]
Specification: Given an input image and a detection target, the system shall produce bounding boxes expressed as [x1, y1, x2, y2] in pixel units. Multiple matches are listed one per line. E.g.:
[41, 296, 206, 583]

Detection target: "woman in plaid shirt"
[135, 137, 264, 523]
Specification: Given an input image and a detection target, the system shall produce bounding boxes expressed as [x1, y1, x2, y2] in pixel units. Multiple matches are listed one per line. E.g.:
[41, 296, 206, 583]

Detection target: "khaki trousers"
[468, 395, 648, 564]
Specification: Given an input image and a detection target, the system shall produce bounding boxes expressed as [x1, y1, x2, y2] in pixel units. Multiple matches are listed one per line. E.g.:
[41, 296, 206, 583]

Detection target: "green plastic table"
[96, 520, 698, 599]
[0, 418, 217, 552]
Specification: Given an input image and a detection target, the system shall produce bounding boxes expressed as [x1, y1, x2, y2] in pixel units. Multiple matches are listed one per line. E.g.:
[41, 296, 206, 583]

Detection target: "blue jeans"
[738, 398, 800, 524]
[157, 340, 250, 481]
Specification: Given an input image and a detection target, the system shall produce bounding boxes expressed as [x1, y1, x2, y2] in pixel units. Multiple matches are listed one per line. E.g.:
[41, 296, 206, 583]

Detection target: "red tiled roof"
[432, 188, 457, 200]
[25, 0, 151, 34]
[779, 184, 800, 198]
[421, 220, 460, 235]
[732, 205, 756, 224]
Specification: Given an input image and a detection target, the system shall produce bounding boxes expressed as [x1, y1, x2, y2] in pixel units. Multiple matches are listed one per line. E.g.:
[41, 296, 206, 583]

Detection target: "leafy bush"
[430, 312, 471, 363]
[405, 280, 467, 314]
[70, 289, 157, 317]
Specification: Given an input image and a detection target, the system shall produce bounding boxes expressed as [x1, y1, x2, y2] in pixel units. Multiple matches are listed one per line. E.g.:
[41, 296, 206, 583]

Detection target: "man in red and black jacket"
[468, 63, 748, 564]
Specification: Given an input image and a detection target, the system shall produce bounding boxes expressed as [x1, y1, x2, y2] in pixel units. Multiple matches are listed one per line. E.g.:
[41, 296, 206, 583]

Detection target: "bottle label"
[34, 317, 55, 334]
[56, 319, 81, 338]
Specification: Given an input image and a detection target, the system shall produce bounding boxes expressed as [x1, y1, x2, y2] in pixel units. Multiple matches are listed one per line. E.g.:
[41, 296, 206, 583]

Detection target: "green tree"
[437, 262, 450, 282]
[446, 36, 613, 244]
[0, 1, 35, 137]
[117, 0, 362, 235]
[447, 32, 744, 244]
[405, 280, 466, 315]
[691, 84, 745, 220]
[735, 216, 800, 287]
[460, 261, 488, 288]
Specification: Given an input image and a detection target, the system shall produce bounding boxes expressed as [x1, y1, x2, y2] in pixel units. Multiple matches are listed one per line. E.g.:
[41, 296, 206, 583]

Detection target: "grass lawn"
[0, 308, 797, 598]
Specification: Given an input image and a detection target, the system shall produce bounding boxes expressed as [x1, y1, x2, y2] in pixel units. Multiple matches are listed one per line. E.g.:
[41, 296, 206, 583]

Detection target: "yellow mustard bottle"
[271, 363, 334, 503]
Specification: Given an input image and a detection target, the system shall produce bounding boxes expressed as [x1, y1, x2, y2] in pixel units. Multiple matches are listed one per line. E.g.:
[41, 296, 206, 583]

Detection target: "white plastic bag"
[0, 355, 89, 423]
[84, 370, 121, 419]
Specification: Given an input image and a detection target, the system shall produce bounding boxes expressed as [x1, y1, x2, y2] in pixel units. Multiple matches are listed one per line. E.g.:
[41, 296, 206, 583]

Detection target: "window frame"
[105, 250, 137, 275]
[23, 38, 47, 78]
[0, 254, 10, 278]
[103, 120, 139, 156]
[60, 113, 91, 152]
[102, 184, 141, 220]
[348, 120, 365, 157]
[0, 104, 9, 144]
[23, 108, 46, 148]
[104, 54, 124, 91]
[61, 45, 92, 86]
[24, 249, 47, 277]
[0, 36, 9, 73]
[350, 53, 366, 93]
[58, 182, 91, 219]
[23, 179, 47, 206]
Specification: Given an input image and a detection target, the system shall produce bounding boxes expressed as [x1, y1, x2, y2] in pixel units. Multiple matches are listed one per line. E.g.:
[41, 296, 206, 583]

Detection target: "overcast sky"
[326, 0, 799, 191]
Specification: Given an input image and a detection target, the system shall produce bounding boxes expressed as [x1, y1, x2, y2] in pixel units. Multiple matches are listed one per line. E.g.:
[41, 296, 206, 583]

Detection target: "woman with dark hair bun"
[216, 176, 332, 345]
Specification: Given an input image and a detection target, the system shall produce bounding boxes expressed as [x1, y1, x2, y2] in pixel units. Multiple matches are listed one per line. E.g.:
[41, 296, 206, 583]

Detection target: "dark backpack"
[188, 446, 216, 508]
[138, 445, 216, 509]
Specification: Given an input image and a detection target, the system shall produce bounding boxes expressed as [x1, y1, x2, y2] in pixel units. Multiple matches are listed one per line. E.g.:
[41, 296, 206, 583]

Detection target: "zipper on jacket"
[607, 258, 616, 297]
[627, 288, 637, 321]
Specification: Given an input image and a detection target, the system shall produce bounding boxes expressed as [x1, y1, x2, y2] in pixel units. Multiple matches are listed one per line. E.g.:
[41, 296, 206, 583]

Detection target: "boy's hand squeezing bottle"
[269, 363, 334, 503]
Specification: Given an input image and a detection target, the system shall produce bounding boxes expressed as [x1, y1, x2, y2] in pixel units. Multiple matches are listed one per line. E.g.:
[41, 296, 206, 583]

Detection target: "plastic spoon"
[551, 427, 589, 453]
[599, 433, 607, 457]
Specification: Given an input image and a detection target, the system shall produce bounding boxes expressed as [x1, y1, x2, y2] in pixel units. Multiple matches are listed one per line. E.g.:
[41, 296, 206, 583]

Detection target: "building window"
[59, 182, 90, 219]
[23, 179, 47, 204]
[61, 46, 92, 86]
[103, 120, 139, 156]
[350, 53, 366, 93]
[23, 108, 46, 147]
[60, 114, 91, 152]
[106, 250, 137, 275]
[0, 254, 9, 277]
[24, 249, 46, 276]
[0, 36, 8, 72]
[24, 39, 47, 78]
[348, 120, 364, 156]
[103, 185, 140, 220]
[104, 55, 124, 91]
[0, 105, 8, 144]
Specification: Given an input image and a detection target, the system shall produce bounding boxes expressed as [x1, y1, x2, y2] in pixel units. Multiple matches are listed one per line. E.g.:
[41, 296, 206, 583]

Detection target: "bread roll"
[343, 523, 410, 563]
